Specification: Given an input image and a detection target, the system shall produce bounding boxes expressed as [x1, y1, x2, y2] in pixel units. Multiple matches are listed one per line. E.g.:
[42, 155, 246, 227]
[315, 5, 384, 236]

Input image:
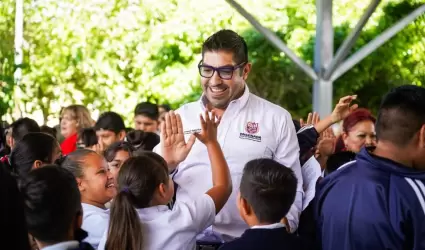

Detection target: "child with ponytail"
[99, 111, 232, 250]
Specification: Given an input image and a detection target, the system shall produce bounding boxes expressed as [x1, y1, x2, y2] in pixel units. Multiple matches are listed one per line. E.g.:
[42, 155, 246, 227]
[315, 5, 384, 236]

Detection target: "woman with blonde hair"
[60, 105, 93, 155]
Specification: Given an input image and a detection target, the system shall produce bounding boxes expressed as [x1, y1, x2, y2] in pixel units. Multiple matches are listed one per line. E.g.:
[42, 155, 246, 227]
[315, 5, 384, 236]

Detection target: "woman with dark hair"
[0, 161, 31, 250]
[10, 132, 62, 178]
[334, 108, 376, 153]
[104, 141, 134, 182]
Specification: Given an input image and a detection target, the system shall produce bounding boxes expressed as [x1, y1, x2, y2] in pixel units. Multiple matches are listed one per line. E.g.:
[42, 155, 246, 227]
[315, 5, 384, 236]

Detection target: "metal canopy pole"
[324, 0, 381, 80]
[330, 4, 425, 82]
[14, 0, 24, 118]
[225, 0, 318, 81]
[313, 0, 333, 117]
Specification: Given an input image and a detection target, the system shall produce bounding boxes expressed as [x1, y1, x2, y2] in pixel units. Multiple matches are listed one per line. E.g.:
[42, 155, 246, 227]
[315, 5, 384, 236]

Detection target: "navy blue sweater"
[219, 227, 304, 250]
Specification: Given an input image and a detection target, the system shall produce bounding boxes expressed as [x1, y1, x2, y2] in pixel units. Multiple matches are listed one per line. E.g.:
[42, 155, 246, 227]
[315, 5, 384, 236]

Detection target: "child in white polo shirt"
[61, 149, 116, 249]
[98, 111, 232, 250]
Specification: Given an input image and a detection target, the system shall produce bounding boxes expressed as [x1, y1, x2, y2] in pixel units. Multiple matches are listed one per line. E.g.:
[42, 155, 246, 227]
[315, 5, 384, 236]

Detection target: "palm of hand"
[162, 133, 189, 164]
[318, 138, 335, 156]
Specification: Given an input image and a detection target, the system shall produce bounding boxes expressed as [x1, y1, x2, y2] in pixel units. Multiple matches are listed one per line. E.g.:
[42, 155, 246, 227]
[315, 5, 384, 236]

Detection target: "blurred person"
[95, 112, 126, 149]
[104, 141, 134, 183]
[125, 129, 160, 151]
[316, 85, 425, 249]
[21, 166, 93, 250]
[10, 132, 61, 178]
[77, 128, 98, 149]
[7, 117, 40, 149]
[61, 149, 115, 249]
[334, 108, 376, 153]
[0, 160, 31, 250]
[40, 125, 57, 139]
[60, 105, 93, 155]
[134, 102, 160, 133]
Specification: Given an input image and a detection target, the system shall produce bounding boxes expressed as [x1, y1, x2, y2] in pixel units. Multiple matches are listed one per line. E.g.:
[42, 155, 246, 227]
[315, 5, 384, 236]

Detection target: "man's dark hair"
[134, 102, 159, 120]
[11, 118, 40, 141]
[77, 128, 97, 148]
[159, 104, 171, 112]
[40, 125, 57, 139]
[202, 29, 248, 65]
[376, 85, 425, 146]
[95, 112, 125, 134]
[20, 165, 81, 243]
[240, 158, 297, 223]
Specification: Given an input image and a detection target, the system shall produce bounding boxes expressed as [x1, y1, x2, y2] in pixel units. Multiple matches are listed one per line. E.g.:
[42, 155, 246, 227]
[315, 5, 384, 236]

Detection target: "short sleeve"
[174, 193, 216, 233]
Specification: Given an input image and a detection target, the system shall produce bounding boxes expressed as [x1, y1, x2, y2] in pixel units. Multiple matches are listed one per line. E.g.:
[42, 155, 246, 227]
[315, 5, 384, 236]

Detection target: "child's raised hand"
[161, 111, 196, 168]
[194, 110, 220, 146]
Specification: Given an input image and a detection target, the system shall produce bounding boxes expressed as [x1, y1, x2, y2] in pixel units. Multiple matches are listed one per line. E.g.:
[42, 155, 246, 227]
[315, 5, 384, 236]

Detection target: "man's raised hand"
[161, 111, 196, 169]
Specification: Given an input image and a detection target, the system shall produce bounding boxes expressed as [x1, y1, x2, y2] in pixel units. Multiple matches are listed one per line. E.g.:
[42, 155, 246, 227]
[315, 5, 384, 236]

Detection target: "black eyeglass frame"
[197, 61, 247, 80]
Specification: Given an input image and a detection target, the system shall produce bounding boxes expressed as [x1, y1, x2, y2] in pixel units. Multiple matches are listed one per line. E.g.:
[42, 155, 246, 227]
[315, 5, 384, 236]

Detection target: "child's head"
[77, 127, 98, 149]
[104, 141, 134, 182]
[134, 102, 160, 132]
[61, 149, 115, 207]
[106, 152, 173, 250]
[10, 132, 61, 178]
[95, 112, 126, 148]
[238, 159, 297, 226]
[125, 129, 160, 151]
[21, 166, 82, 246]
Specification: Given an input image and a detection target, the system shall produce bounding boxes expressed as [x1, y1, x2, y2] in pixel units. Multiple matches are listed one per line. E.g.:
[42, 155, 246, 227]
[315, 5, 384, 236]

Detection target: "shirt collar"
[357, 147, 425, 180]
[42, 241, 79, 250]
[251, 222, 285, 230]
[136, 205, 169, 219]
[199, 85, 250, 111]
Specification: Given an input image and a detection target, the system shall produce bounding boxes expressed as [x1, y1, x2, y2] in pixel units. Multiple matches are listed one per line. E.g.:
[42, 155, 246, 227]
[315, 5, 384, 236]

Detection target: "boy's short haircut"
[20, 165, 81, 243]
[134, 102, 159, 120]
[95, 112, 125, 134]
[240, 159, 297, 223]
[11, 118, 40, 141]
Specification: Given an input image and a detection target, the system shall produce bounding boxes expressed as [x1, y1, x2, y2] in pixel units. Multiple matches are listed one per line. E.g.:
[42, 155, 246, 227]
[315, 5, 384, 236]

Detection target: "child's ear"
[32, 160, 43, 170]
[241, 197, 253, 216]
[76, 178, 85, 192]
[238, 194, 252, 216]
[118, 130, 126, 141]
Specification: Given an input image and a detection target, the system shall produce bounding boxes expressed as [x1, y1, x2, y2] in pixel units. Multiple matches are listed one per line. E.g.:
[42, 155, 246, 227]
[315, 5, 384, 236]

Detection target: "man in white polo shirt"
[156, 29, 302, 243]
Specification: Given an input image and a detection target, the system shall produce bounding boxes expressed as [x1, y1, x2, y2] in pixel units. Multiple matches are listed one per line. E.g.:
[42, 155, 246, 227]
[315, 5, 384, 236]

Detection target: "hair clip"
[122, 187, 130, 193]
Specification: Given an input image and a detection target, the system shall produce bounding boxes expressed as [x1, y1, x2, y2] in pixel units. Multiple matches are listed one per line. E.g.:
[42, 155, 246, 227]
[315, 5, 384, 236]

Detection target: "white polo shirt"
[97, 194, 215, 250]
[155, 86, 303, 240]
[81, 203, 109, 249]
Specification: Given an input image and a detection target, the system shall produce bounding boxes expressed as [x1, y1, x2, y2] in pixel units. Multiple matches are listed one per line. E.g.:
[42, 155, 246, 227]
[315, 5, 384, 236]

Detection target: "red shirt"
[61, 133, 77, 155]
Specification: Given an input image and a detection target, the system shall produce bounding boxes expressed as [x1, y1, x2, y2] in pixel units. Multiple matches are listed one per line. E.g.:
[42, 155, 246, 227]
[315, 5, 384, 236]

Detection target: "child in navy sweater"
[219, 158, 303, 250]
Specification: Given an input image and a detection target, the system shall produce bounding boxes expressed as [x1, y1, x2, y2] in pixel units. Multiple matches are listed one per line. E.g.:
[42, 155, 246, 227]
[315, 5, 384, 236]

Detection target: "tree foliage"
[0, 0, 424, 124]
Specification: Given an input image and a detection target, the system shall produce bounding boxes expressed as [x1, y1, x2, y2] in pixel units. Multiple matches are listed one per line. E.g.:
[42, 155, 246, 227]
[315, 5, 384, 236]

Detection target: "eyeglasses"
[198, 61, 246, 80]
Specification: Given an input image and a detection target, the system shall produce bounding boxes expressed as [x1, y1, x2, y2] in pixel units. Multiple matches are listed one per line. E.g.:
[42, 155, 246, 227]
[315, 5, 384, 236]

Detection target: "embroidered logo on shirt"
[240, 122, 261, 142]
[184, 129, 202, 134]
[246, 122, 259, 134]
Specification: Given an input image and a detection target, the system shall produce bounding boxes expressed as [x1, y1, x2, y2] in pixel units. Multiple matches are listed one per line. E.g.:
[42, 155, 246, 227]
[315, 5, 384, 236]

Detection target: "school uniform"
[219, 223, 303, 250]
[81, 203, 109, 249]
[154, 86, 303, 240]
[315, 148, 425, 250]
[97, 194, 215, 250]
